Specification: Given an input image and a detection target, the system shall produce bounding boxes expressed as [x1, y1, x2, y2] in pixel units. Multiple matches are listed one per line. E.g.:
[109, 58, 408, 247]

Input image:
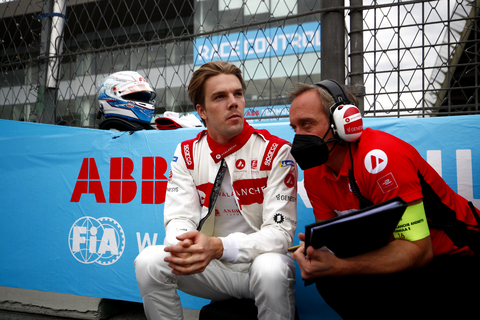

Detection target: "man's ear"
[196, 104, 206, 120]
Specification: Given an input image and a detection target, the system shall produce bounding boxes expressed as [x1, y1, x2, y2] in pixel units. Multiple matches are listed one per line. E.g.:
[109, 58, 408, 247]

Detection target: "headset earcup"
[331, 104, 363, 142]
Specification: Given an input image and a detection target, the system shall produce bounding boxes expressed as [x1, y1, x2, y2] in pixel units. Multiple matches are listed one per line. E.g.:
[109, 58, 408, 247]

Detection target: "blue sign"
[1, 115, 480, 320]
[194, 22, 321, 65]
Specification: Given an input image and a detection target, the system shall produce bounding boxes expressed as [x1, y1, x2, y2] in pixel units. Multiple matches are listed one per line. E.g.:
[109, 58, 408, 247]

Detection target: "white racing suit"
[135, 123, 298, 320]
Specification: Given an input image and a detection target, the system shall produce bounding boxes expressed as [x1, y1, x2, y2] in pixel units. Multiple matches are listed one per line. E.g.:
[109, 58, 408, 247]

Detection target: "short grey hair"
[288, 82, 359, 116]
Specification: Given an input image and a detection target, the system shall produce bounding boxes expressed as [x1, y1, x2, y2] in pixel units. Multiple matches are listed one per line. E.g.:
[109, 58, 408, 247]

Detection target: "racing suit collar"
[207, 120, 254, 163]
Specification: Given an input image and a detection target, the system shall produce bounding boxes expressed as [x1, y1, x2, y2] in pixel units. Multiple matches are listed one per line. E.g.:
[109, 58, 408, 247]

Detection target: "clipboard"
[304, 197, 408, 259]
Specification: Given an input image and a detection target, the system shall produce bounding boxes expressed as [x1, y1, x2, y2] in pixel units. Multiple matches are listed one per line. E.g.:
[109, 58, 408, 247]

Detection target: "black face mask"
[291, 129, 338, 170]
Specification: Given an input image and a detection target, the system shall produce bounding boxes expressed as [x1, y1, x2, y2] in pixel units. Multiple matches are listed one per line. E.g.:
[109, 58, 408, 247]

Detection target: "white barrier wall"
[1, 115, 479, 320]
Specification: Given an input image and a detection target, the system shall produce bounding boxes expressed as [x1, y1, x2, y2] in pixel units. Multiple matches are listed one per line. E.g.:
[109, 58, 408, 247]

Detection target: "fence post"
[46, 0, 66, 89]
[349, 0, 365, 115]
[320, 0, 345, 83]
[38, 0, 66, 124]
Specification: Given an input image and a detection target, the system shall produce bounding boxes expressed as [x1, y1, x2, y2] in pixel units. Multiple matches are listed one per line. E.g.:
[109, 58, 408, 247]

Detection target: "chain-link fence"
[359, 0, 479, 117]
[1, 0, 479, 127]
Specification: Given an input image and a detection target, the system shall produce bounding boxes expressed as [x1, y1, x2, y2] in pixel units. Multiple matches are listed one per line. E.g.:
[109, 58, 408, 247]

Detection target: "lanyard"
[197, 159, 228, 231]
[348, 142, 373, 209]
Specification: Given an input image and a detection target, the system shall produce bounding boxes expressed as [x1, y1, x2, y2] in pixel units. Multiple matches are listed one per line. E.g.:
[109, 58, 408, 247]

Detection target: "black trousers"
[315, 255, 479, 319]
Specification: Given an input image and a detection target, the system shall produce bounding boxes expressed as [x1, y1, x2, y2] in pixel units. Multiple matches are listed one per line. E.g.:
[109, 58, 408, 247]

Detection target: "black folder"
[304, 197, 408, 259]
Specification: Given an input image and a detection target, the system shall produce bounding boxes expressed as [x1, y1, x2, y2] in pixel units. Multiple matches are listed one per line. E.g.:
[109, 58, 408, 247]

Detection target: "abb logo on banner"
[70, 157, 168, 204]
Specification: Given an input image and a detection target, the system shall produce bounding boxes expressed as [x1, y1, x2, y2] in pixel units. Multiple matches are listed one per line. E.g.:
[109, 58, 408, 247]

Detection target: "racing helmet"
[97, 71, 156, 124]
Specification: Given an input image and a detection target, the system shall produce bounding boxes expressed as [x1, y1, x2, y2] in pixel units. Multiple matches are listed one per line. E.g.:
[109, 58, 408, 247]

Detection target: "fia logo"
[68, 216, 125, 265]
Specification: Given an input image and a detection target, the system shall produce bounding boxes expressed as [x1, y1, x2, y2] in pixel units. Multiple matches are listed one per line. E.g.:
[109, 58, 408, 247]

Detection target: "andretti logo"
[68, 216, 125, 265]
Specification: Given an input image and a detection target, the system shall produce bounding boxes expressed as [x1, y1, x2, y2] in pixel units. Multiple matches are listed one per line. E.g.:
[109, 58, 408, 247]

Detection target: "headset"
[314, 79, 363, 142]
[314, 80, 373, 208]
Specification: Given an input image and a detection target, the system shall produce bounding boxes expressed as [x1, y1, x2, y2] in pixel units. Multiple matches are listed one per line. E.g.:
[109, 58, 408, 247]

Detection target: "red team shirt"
[305, 128, 479, 256]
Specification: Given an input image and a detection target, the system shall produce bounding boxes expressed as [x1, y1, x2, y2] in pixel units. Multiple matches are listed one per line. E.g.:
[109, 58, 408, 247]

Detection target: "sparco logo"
[68, 216, 125, 265]
[264, 143, 278, 166]
[183, 144, 192, 166]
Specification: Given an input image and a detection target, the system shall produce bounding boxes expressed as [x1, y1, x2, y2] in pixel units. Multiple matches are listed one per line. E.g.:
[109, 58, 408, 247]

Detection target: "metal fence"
[1, 0, 478, 128]
[359, 0, 479, 117]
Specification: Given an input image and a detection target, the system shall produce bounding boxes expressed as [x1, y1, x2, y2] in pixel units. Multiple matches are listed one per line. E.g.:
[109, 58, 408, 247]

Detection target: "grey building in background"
[1, 0, 479, 127]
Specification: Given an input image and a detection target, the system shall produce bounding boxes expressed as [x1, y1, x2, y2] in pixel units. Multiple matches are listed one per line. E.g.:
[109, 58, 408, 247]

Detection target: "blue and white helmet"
[97, 71, 156, 124]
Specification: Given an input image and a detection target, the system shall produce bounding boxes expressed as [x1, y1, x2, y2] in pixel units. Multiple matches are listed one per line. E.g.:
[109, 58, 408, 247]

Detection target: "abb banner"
[1, 116, 479, 320]
[70, 156, 169, 204]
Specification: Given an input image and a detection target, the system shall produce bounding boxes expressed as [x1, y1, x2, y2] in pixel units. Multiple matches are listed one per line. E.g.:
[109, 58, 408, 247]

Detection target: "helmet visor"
[120, 83, 156, 103]
[123, 91, 156, 103]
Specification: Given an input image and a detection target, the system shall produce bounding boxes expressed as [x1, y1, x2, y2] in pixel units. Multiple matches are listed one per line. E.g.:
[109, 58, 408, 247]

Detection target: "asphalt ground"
[0, 301, 146, 320]
[0, 303, 200, 320]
